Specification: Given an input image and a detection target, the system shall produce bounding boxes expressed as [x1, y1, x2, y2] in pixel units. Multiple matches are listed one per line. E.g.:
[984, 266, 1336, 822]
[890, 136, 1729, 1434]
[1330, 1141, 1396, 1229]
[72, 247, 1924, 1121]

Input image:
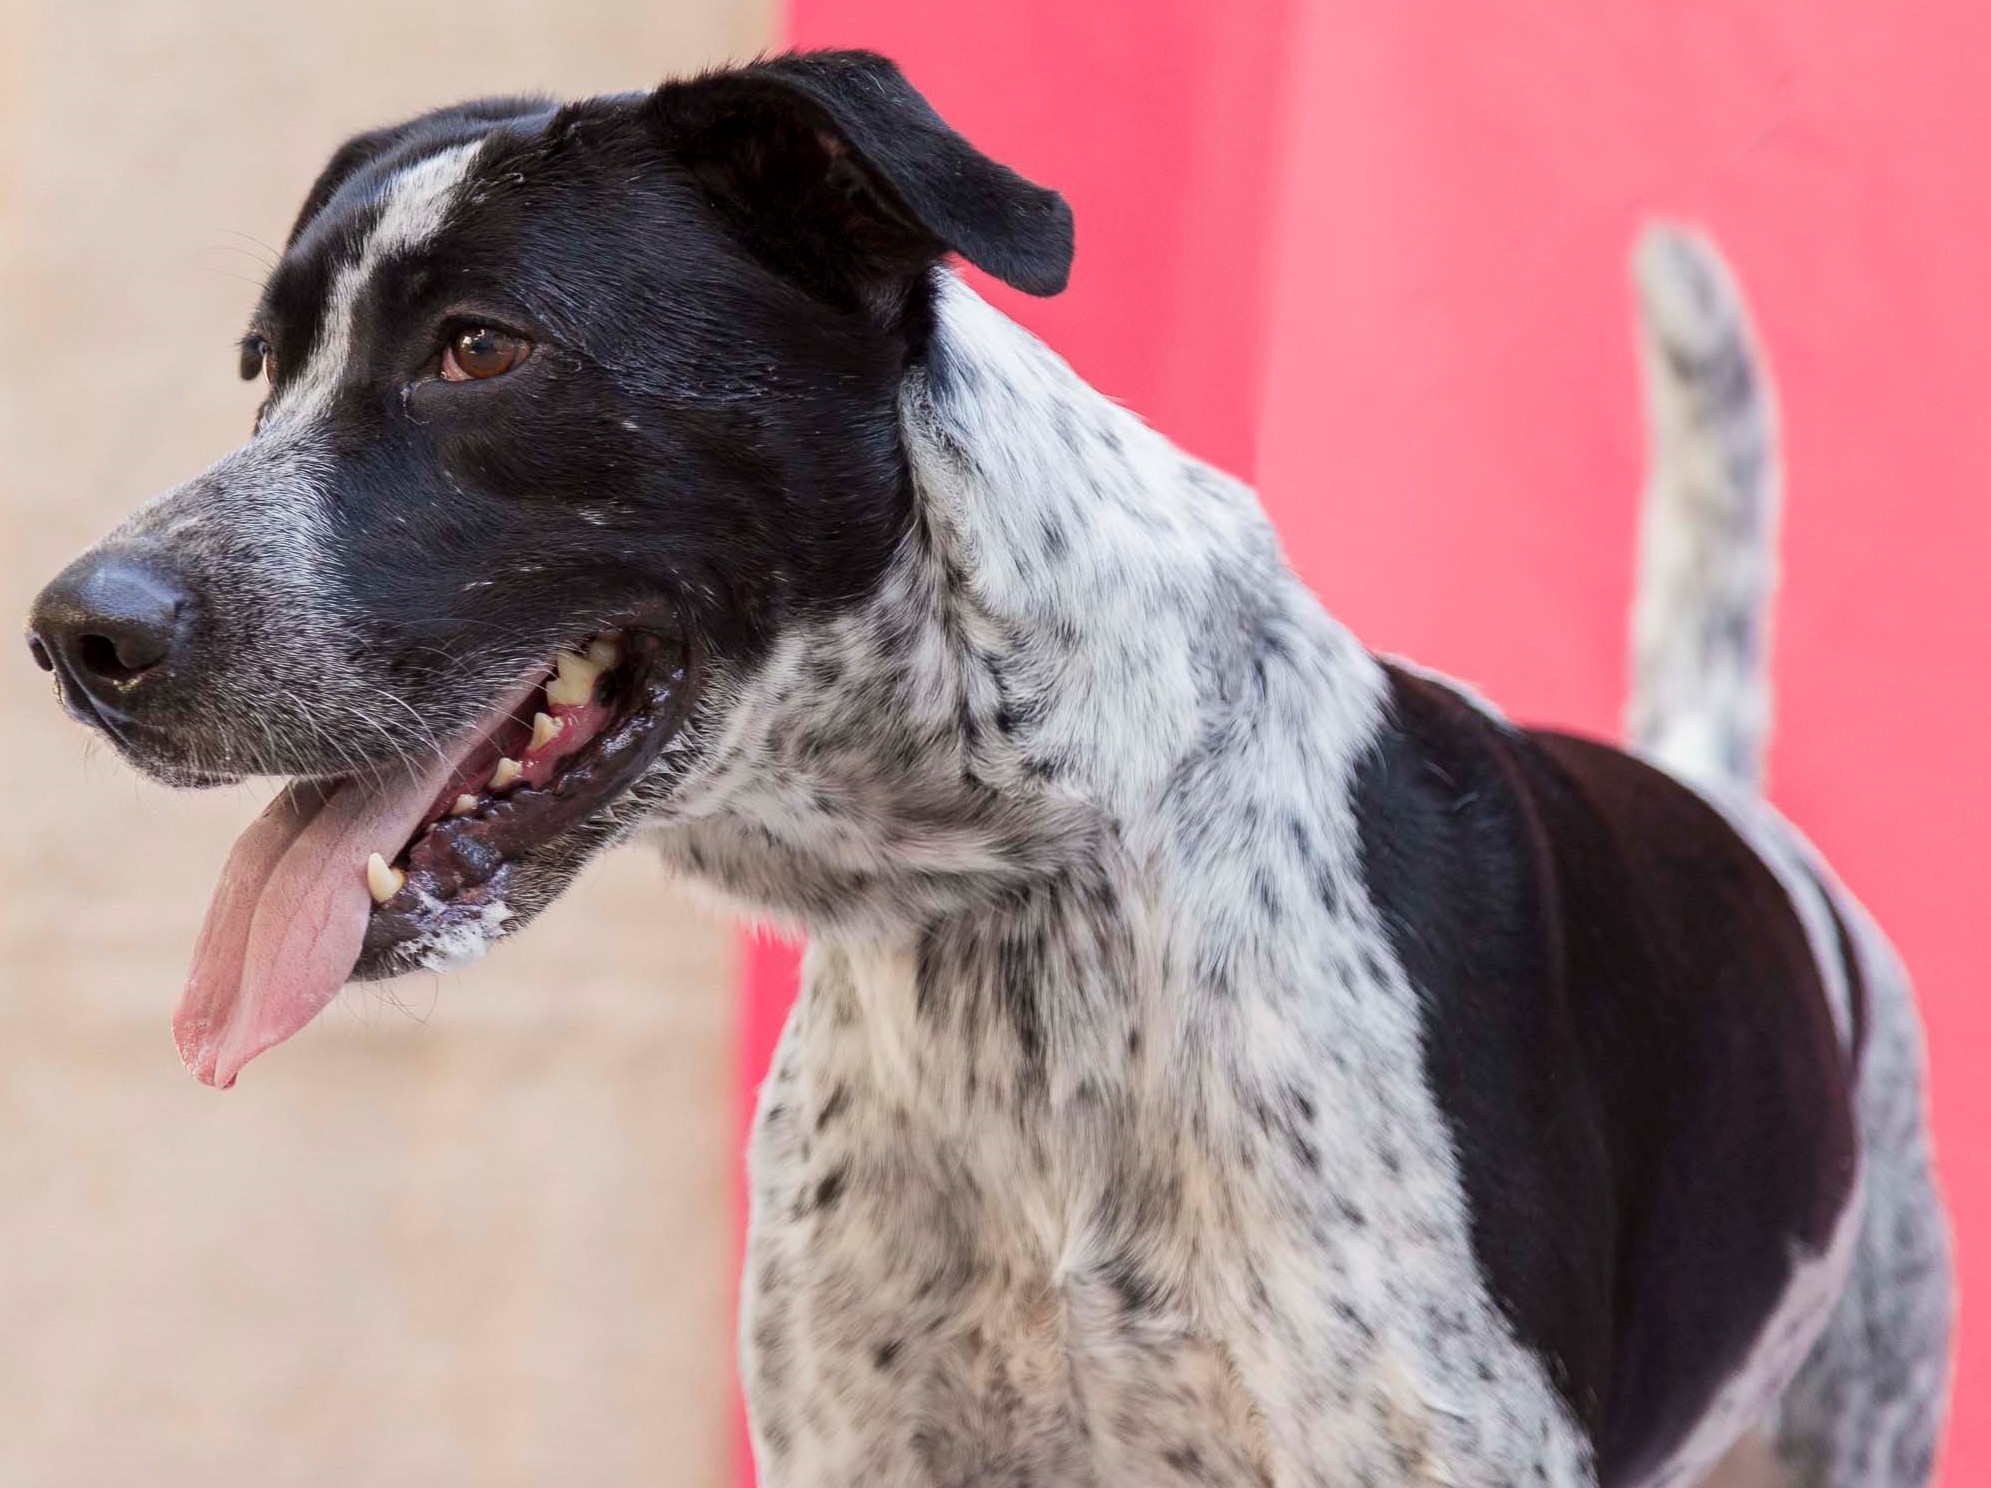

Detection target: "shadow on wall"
[0, 3, 768, 1484]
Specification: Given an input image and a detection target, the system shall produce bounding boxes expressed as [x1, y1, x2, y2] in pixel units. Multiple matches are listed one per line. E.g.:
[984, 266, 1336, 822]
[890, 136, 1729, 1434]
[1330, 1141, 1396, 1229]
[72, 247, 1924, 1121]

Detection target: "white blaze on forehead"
[264, 140, 486, 428]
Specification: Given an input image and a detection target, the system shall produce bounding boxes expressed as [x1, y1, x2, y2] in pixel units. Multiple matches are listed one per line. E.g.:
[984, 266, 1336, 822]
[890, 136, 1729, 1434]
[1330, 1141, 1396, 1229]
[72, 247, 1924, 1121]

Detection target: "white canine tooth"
[584, 634, 623, 670]
[365, 852, 405, 905]
[490, 756, 522, 790]
[545, 649, 604, 708]
[450, 793, 479, 817]
[530, 711, 563, 751]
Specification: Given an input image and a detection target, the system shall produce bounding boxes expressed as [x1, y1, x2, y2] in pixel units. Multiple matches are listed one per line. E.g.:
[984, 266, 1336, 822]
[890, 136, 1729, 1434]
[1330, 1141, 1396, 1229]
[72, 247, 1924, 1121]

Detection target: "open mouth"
[360, 630, 693, 976]
[174, 627, 695, 1089]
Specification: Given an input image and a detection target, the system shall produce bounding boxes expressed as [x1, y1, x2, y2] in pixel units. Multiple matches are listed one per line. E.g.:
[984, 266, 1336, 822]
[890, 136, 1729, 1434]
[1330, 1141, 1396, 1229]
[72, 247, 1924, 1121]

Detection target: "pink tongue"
[175, 754, 459, 1089]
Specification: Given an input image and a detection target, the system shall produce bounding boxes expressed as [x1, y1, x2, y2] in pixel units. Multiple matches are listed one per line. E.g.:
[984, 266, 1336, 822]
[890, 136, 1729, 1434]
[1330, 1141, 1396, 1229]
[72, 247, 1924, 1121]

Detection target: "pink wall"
[1259, 5, 1986, 1476]
[750, 2, 1985, 1478]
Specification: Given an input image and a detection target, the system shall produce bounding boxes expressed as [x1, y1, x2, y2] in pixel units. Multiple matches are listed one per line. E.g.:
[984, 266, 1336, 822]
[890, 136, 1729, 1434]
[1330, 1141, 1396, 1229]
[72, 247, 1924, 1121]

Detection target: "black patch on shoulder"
[1353, 666, 1857, 1485]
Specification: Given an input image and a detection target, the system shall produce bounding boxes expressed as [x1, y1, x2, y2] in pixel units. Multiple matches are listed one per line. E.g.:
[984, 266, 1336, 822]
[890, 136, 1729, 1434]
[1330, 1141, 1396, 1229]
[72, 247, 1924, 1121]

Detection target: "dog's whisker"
[193, 265, 275, 292]
[199, 242, 281, 272]
[352, 687, 453, 772]
[213, 227, 283, 267]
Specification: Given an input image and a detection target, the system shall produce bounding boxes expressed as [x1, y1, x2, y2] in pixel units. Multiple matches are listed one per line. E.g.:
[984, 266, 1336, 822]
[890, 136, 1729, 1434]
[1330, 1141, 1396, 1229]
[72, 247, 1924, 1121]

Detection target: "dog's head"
[24, 51, 1072, 1086]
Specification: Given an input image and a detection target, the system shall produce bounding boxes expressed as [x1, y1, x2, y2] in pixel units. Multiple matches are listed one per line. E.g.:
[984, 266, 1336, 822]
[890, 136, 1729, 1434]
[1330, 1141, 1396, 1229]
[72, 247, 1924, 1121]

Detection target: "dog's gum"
[413, 818, 506, 888]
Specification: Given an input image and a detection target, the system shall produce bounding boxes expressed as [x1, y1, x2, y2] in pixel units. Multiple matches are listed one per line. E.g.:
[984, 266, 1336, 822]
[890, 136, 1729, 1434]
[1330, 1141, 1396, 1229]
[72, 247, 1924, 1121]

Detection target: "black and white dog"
[26, 51, 1953, 1488]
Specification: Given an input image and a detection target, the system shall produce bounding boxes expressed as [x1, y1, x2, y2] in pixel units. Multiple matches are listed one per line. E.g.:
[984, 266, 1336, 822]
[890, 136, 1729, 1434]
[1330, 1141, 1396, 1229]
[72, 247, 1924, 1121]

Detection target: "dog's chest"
[741, 941, 1264, 1485]
[739, 934, 1576, 1488]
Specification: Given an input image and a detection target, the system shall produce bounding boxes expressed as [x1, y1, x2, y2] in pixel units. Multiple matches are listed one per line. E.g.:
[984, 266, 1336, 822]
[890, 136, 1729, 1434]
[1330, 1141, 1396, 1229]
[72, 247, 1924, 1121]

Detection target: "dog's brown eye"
[238, 336, 274, 384]
[442, 326, 531, 382]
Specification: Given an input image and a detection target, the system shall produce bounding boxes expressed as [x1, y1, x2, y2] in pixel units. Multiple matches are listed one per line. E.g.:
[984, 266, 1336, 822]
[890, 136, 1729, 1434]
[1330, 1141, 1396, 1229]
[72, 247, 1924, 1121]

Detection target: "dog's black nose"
[28, 551, 192, 708]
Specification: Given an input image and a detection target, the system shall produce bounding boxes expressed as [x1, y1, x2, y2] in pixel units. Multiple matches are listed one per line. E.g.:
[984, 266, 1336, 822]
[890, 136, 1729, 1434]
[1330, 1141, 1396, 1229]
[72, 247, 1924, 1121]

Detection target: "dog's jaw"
[174, 628, 702, 1088]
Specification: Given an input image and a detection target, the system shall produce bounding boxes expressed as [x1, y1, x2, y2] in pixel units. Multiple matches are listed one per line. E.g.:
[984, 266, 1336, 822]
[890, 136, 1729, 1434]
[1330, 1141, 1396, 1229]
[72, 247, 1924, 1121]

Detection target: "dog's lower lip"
[353, 629, 696, 974]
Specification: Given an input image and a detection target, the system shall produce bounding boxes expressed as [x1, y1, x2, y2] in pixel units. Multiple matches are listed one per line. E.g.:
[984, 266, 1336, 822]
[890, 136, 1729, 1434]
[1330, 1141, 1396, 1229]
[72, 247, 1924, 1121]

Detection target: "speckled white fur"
[1626, 224, 1780, 795]
[653, 277, 1592, 1485]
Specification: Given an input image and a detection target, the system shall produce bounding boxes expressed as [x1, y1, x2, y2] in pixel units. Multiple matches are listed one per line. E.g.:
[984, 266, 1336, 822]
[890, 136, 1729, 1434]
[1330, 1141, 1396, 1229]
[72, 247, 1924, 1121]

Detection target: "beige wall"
[0, 4, 772, 1484]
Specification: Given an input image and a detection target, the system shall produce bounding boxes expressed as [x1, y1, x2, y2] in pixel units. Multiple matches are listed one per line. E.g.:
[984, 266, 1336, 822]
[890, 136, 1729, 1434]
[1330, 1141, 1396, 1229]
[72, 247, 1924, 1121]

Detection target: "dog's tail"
[1624, 224, 1782, 796]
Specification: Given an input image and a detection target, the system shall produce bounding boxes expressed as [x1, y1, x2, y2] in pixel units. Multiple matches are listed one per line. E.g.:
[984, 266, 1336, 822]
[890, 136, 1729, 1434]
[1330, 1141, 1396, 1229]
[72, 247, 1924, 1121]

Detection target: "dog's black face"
[24, 51, 1071, 1085]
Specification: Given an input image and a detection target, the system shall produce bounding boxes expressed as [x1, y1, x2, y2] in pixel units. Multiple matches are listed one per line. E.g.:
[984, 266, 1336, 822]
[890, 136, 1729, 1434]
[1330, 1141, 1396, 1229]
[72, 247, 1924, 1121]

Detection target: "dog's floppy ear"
[649, 50, 1074, 307]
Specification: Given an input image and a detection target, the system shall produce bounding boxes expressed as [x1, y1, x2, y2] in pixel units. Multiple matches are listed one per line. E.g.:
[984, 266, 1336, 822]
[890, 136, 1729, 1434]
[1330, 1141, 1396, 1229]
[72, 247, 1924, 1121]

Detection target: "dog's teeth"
[450, 793, 479, 817]
[545, 649, 604, 708]
[530, 711, 563, 751]
[365, 852, 405, 905]
[490, 756, 523, 791]
[584, 634, 623, 670]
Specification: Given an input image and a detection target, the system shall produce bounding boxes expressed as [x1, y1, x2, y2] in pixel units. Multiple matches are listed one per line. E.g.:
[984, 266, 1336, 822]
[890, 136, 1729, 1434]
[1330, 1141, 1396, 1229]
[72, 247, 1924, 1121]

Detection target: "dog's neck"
[657, 277, 1388, 958]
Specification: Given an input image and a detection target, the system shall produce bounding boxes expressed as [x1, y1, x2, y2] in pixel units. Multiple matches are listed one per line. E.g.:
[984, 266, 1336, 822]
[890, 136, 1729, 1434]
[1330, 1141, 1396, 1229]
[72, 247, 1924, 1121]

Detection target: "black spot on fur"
[1103, 1254, 1161, 1316]
[1163, 1445, 1203, 1474]
[812, 1166, 848, 1213]
[1330, 1298, 1375, 1342]
[814, 1083, 850, 1131]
